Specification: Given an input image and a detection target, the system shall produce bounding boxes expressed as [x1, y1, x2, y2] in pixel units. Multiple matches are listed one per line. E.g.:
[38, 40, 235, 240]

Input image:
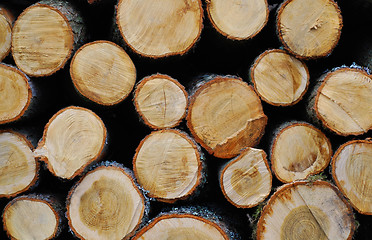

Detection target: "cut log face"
[0, 131, 37, 198]
[220, 147, 272, 208]
[67, 166, 145, 240]
[35, 106, 106, 179]
[187, 76, 267, 159]
[277, 0, 342, 58]
[314, 68, 372, 136]
[133, 214, 229, 240]
[257, 181, 355, 240]
[250, 49, 309, 106]
[70, 41, 136, 105]
[0, 10, 11, 62]
[133, 129, 201, 202]
[0, 64, 31, 124]
[271, 123, 332, 183]
[207, 0, 268, 40]
[11, 4, 74, 76]
[134, 74, 188, 129]
[332, 139, 372, 215]
[3, 196, 59, 240]
[116, 0, 203, 57]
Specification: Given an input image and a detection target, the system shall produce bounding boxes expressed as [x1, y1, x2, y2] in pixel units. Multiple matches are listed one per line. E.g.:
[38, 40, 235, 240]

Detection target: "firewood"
[115, 0, 203, 58]
[256, 181, 355, 240]
[276, 0, 342, 59]
[133, 213, 230, 240]
[3, 194, 61, 240]
[187, 75, 267, 159]
[270, 122, 332, 183]
[0, 131, 38, 198]
[34, 106, 107, 179]
[250, 49, 309, 106]
[206, 0, 268, 40]
[11, 0, 86, 77]
[70, 40, 136, 105]
[0, 6, 13, 61]
[67, 163, 147, 240]
[332, 139, 372, 215]
[0, 63, 32, 125]
[134, 74, 188, 129]
[220, 147, 272, 208]
[311, 67, 372, 136]
[133, 129, 203, 202]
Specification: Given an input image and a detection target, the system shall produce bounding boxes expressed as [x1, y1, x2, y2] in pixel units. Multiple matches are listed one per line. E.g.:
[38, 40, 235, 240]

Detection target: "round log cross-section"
[0, 8, 12, 61]
[187, 76, 267, 159]
[116, 0, 203, 58]
[277, 0, 342, 58]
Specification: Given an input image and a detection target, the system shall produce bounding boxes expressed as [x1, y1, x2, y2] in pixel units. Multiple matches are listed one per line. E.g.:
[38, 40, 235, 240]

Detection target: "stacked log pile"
[0, 0, 371, 239]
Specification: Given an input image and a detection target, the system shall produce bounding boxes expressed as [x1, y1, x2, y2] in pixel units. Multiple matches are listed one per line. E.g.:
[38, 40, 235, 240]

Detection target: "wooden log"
[0, 131, 38, 198]
[250, 49, 309, 106]
[3, 194, 61, 239]
[11, 0, 86, 77]
[133, 213, 231, 240]
[220, 147, 272, 208]
[206, 0, 268, 40]
[67, 163, 147, 240]
[276, 0, 342, 59]
[34, 106, 107, 179]
[0, 6, 13, 61]
[270, 122, 332, 183]
[115, 0, 203, 58]
[311, 67, 372, 136]
[133, 129, 203, 203]
[133, 74, 188, 129]
[0, 63, 32, 125]
[70, 40, 136, 105]
[256, 180, 355, 240]
[332, 139, 372, 215]
[187, 75, 267, 159]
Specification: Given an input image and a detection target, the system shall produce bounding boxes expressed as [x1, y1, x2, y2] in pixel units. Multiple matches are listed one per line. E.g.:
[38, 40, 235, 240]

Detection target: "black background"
[0, 0, 371, 239]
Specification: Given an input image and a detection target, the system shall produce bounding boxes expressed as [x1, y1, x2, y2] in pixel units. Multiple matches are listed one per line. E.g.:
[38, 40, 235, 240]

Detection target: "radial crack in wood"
[277, 0, 342, 58]
[70, 40, 136, 105]
[35, 106, 107, 179]
[271, 123, 332, 183]
[187, 76, 267, 159]
[134, 74, 188, 129]
[314, 67, 372, 136]
[206, 0, 268, 40]
[0, 131, 38, 198]
[256, 181, 355, 240]
[133, 214, 230, 240]
[133, 129, 202, 202]
[116, 0, 203, 58]
[251, 49, 309, 106]
[3, 195, 60, 240]
[220, 147, 272, 208]
[332, 139, 372, 215]
[67, 165, 146, 240]
[0, 64, 32, 125]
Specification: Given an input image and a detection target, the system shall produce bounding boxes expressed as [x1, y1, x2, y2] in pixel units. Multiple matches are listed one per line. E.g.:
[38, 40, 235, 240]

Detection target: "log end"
[207, 0, 268, 40]
[0, 11, 11, 61]
[35, 106, 107, 179]
[12, 4, 74, 77]
[116, 0, 203, 58]
[67, 165, 146, 240]
[133, 129, 202, 202]
[0, 131, 38, 198]
[0, 64, 32, 125]
[220, 147, 272, 208]
[70, 41, 136, 106]
[277, 0, 342, 59]
[251, 49, 309, 106]
[134, 74, 188, 129]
